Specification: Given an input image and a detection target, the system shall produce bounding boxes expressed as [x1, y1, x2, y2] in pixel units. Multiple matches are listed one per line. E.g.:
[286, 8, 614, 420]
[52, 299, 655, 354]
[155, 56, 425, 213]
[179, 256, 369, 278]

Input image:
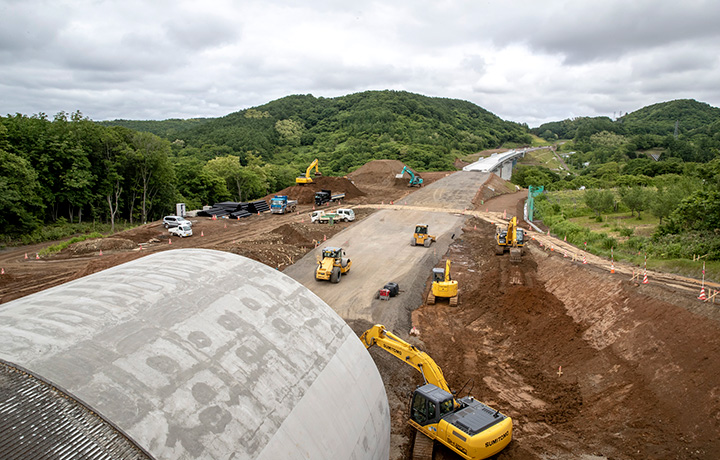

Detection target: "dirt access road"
[283, 171, 490, 332]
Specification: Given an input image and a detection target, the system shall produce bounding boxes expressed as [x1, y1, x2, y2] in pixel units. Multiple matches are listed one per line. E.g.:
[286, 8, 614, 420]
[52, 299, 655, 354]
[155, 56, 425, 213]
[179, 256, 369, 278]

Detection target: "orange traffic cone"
[301, 218, 304, 223]
[1, 268, 4, 275]
[550, 245, 554, 251]
[224, 223, 227, 228]
[582, 254, 587, 264]
[24, 253, 28, 260]
[212, 215, 217, 220]
[698, 288, 707, 301]
[610, 261, 615, 273]
[169, 238, 172, 245]
[99, 249, 103, 256]
[36, 253, 39, 259]
[503, 210, 507, 219]
[201, 231, 204, 237]
[391, 201, 394, 205]
[486, 208, 488, 212]
[474, 225, 477, 230]
[564, 235, 567, 242]
[323, 235, 327, 241]
[547, 229, 550, 236]
[563, 250, 568, 258]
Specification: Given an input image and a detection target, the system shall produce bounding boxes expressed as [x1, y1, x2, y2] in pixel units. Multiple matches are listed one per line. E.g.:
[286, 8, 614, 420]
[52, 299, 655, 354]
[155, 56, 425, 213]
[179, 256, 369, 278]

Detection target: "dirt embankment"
[406, 212, 720, 459]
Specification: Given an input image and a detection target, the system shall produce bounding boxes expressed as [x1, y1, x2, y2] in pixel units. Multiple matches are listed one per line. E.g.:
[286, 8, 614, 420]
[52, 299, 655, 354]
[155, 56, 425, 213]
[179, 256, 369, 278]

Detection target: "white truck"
[168, 223, 193, 238]
[310, 209, 355, 223]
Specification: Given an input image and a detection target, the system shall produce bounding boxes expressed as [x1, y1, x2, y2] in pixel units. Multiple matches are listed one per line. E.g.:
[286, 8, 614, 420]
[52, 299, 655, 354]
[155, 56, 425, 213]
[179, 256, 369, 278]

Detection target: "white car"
[163, 215, 192, 228]
[168, 223, 193, 238]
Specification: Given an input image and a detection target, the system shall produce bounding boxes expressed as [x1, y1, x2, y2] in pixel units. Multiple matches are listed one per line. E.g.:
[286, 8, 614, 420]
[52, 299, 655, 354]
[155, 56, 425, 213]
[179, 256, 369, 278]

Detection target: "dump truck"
[315, 247, 351, 283]
[270, 195, 297, 214]
[296, 158, 321, 184]
[396, 166, 423, 187]
[360, 324, 512, 460]
[314, 189, 345, 206]
[412, 224, 436, 247]
[496, 216, 524, 263]
[427, 259, 458, 306]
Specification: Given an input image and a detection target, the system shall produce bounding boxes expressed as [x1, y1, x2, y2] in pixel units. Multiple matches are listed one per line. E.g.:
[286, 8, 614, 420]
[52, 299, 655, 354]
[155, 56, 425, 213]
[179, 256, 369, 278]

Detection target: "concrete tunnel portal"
[0, 249, 390, 459]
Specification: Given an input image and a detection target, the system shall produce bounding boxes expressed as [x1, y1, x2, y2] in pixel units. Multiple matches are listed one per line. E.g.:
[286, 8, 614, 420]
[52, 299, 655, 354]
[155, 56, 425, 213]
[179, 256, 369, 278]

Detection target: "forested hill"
[619, 99, 720, 135]
[532, 99, 720, 140]
[104, 90, 532, 172]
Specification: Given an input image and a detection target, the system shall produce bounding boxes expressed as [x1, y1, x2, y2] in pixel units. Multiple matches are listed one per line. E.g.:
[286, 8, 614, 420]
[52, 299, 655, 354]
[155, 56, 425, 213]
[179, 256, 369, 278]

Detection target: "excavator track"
[427, 293, 436, 305]
[411, 431, 434, 460]
[449, 295, 458, 307]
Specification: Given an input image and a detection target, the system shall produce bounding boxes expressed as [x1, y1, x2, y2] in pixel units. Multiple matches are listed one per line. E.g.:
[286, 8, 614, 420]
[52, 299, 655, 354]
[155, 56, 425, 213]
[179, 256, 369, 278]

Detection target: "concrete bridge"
[462, 148, 540, 180]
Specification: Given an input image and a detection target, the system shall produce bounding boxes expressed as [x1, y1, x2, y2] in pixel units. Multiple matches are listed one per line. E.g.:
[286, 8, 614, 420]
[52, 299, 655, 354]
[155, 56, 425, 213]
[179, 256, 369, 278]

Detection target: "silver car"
[163, 215, 192, 228]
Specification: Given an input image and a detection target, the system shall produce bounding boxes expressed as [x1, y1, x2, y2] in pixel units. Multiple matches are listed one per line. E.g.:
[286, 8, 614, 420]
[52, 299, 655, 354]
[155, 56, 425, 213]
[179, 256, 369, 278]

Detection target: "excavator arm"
[306, 158, 320, 178]
[360, 324, 451, 393]
[297, 159, 320, 183]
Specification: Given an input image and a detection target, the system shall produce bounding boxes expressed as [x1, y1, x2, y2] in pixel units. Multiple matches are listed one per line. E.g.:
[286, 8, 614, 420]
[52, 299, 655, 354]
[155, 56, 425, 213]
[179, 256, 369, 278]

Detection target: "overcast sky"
[2, 0, 720, 127]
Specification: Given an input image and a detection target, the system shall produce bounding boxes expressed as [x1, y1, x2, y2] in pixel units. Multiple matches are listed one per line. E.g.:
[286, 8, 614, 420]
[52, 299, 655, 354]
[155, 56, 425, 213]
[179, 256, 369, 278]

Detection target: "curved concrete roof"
[0, 249, 390, 460]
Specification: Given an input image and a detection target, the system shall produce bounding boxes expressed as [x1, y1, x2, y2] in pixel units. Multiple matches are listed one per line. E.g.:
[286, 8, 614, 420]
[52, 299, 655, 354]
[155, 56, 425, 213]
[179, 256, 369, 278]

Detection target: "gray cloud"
[1, 0, 720, 126]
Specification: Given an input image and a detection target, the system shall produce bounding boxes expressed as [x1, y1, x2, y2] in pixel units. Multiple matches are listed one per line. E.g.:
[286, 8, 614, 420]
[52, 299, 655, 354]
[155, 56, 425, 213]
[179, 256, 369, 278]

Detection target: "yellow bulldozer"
[315, 246, 351, 283]
[411, 224, 436, 247]
[296, 158, 321, 184]
[495, 216, 524, 263]
[427, 259, 458, 306]
[360, 324, 513, 460]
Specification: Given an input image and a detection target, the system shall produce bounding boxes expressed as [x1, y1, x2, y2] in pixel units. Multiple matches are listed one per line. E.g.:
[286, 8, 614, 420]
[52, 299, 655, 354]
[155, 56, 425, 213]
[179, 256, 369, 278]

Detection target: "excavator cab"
[412, 224, 436, 247]
[431, 267, 445, 283]
[410, 384, 455, 426]
[496, 217, 523, 263]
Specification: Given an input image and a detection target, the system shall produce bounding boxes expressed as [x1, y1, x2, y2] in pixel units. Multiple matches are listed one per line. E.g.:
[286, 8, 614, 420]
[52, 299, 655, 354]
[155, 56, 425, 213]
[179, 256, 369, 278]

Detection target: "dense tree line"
[0, 112, 295, 241]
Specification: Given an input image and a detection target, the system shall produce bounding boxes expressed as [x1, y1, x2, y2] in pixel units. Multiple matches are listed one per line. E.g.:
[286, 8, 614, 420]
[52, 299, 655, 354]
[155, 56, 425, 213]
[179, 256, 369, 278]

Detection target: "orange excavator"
[360, 325, 512, 460]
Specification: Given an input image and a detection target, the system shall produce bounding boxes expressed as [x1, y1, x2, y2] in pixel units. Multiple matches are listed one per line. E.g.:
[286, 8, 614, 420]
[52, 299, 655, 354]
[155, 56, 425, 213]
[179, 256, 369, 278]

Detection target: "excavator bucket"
[510, 247, 522, 263]
[395, 173, 405, 179]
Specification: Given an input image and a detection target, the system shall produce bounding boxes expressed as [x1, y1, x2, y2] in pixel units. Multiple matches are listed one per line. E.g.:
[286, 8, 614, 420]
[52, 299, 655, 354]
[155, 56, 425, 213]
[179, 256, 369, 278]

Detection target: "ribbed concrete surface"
[0, 249, 390, 460]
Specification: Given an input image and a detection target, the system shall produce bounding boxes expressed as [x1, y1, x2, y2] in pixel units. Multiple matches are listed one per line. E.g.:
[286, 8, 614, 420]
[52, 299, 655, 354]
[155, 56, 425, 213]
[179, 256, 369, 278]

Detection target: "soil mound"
[272, 224, 311, 246]
[70, 238, 137, 254]
[348, 159, 408, 187]
[269, 176, 365, 205]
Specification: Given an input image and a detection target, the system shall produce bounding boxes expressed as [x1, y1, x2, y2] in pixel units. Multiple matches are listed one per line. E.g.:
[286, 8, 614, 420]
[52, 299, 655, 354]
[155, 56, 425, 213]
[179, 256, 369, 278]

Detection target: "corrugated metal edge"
[0, 358, 155, 460]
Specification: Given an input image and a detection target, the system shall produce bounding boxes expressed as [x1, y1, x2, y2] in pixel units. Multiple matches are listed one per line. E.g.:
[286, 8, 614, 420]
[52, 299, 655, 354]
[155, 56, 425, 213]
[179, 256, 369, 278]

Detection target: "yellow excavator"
[360, 324, 512, 460]
[296, 158, 321, 184]
[315, 247, 351, 283]
[427, 259, 458, 306]
[412, 224, 436, 247]
[495, 216, 524, 263]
